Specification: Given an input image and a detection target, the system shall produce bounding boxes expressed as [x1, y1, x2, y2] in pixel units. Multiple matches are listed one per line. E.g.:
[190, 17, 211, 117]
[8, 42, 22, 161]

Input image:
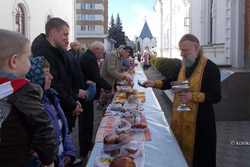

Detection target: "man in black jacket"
[79, 41, 112, 157]
[31, 18, 83, 132]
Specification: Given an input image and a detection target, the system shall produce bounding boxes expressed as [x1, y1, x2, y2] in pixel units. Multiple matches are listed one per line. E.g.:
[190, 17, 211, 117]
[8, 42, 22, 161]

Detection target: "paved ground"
[72, 63, 250, 167]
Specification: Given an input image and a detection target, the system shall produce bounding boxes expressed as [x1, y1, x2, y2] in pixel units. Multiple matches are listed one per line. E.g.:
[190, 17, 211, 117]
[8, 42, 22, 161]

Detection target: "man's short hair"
[0, 29, 30, 69]
[45, 18, 69, 37]
[91, 41, 105, 50]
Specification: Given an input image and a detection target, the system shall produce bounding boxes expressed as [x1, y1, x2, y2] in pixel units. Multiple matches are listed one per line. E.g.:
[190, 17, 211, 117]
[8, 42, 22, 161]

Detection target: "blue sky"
[108, 0, 157, 40]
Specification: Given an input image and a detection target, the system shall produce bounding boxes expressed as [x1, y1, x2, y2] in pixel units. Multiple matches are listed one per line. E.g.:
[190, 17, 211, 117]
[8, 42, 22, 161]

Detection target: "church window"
[15, 4, 25, 36]
[209, 0, 213, 44]
[47, 15, 52, 22]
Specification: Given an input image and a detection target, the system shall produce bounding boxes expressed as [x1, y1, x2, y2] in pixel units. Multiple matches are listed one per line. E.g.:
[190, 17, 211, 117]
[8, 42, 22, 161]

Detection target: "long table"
[86, 63, 188, 167]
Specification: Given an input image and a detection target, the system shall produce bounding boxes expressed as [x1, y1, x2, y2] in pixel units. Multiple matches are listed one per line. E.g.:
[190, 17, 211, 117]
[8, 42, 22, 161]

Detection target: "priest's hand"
[141, 80, 154, 88]
[178, 92, 192, 103]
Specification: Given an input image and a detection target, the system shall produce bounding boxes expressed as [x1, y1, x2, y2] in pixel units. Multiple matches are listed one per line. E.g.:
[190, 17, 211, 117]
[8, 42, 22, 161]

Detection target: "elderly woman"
[26, 57, 78, 167]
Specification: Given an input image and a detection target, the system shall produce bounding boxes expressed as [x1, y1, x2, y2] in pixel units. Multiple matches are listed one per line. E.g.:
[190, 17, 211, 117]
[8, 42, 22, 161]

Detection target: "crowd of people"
[0, 17, 221, 167]
[0, 17, 135, 167]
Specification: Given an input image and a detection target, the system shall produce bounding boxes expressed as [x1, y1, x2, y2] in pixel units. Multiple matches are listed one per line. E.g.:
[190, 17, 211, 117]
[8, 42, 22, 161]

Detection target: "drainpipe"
[170, 0, 172, 58]
[159, 0, 163, 57]
[73, 0, 76, 40]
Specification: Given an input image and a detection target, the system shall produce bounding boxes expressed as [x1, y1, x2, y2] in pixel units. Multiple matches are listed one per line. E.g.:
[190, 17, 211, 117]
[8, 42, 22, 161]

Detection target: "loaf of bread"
[109, 156, 136, 167]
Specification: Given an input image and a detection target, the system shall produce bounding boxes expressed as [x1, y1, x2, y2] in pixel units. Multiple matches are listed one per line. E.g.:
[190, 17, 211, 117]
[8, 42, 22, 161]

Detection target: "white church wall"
[190, 0, 244, 67]
[142, 37, 151, 51]
[153, 0, 163, 57]
[151, 38, 156, 49]
[154, 0, 189, 59]
[189, 0, 202, 43]
[0, 0, 74, 43]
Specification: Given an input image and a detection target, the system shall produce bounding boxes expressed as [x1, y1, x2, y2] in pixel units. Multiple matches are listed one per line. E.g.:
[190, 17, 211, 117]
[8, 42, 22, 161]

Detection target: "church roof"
[139, 21, 153, 39]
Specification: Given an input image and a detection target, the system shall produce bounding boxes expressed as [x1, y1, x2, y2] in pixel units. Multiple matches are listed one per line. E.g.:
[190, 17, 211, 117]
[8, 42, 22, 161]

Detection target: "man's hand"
[141, 80, 155, 88]
[78, 89, 88, 99]
[62, 155, 71, 167]
[86, 80, 96, 86]
[178, 92, 192, 103]
[124, 75, 133, 83]
[72, 101, 83, 116]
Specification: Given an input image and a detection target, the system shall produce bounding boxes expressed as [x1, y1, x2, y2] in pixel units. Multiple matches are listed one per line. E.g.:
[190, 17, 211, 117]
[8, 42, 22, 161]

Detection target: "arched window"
[47, 15, 52, 22]
[15, 3, 25, 35]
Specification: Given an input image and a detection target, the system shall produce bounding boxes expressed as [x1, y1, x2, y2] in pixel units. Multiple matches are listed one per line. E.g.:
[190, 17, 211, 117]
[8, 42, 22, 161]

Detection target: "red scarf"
[0, 77, 29, 99]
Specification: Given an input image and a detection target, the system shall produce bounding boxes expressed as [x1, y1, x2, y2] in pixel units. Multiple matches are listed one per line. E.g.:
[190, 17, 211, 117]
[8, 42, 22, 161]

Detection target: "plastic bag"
[97, 90, 114, 110]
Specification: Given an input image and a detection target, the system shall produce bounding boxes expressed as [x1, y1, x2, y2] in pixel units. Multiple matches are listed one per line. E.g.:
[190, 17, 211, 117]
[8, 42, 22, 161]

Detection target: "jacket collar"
[86, 49, 98, 60]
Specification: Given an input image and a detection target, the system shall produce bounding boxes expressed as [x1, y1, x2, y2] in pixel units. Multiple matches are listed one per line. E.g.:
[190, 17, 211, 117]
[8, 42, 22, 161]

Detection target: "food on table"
[131, 123, 147, 135]
[130, 111, 142, 124]
[110, 103, 123, 111]
[117, 134, 130, 145]
[127, 94, 139, 104]
[103, 133, 119, 156]
[127, 149, 137, 154]
[109, 156, 136, 167]
[103, 133, 131, 156]
[115, 120, 131, 135]
[104, 133, 118, 145]
[121, 112, 135, 124]
[100, 158, 113, 163]
[116, 86, 132, 93]
[122, 103, 137, 113]
[131, 123, 147, 129]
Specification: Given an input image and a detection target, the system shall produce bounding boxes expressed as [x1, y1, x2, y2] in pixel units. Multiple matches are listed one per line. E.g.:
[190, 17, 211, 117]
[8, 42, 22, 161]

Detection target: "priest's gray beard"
[182, 52, 196, 68]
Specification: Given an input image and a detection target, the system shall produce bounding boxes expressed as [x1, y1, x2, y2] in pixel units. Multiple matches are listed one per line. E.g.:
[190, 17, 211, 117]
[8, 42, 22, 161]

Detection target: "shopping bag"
[97, 90, 114, 110]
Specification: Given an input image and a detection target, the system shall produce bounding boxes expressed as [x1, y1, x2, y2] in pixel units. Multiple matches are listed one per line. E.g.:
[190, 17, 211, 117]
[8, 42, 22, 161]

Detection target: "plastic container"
[130, 111, 142, 124]
[130, 123, 147, 135]
[127, 94, 140, 104]
[121, 112, 135, 124]
[119, 142, 143, 158]
[114, 119, 131, 135]
[110, 103, 122, 111]
[103, 133, 131, 156]
[116, 86, 132, 92]
[122, 103, 137, 112]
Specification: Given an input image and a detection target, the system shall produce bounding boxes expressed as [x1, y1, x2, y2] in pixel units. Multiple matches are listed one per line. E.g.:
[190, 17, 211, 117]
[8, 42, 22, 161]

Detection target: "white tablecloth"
[86, 62, 188, 167]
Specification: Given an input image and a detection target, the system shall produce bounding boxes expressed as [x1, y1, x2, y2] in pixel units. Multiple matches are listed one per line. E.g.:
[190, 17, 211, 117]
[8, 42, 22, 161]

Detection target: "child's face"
[15, 44, 31, 77]
[44, 67, 53, 90]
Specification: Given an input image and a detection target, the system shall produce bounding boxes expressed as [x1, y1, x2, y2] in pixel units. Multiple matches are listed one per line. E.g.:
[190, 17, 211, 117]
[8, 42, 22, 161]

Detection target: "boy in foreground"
[0, 29, 57, 167]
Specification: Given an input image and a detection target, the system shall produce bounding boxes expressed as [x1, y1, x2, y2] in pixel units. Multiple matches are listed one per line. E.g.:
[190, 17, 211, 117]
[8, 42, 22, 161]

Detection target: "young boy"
[26, 57, 79, 167]
[0, 29, 57, 167]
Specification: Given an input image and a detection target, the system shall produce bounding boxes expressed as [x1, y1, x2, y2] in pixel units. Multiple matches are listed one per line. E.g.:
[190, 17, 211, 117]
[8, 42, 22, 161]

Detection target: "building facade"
[75, 0, 114, 52]
[189, 0, 245, 68]
[136, 21, 156, 52]
[154, 0, 190, 59]
[0, 0, 75, 43]
[154, 0, 246, 68]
